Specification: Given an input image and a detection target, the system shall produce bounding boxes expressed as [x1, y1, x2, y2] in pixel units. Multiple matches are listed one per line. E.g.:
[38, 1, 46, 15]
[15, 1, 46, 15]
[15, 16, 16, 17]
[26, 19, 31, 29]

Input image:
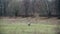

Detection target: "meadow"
[0, 17, 59, 34]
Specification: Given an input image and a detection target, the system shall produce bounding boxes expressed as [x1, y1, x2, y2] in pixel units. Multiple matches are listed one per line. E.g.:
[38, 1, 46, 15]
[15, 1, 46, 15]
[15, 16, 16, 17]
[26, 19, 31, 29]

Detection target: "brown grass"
[0, 17, 60, 25]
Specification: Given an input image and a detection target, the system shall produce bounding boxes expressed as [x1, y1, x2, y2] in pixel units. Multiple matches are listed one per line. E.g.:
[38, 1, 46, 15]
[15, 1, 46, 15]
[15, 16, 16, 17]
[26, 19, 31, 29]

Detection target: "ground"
[0, 17, 60, 34]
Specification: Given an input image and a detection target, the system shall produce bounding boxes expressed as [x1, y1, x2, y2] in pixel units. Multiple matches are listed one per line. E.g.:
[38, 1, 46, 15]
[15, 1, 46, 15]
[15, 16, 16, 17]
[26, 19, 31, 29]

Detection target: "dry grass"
[0, 17, 60, 34]
[0, 17, 59, 24]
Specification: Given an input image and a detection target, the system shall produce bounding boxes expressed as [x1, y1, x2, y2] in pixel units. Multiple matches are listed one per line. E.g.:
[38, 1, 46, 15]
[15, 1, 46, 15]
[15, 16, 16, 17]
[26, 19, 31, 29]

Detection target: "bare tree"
[23, 0, 30, 17]
[57, 0, 60, 19]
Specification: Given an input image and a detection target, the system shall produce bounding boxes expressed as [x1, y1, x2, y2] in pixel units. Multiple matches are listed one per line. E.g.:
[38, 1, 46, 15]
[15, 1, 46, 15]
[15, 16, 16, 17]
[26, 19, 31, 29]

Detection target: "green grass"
[0, 23, 57, 34]
[0, 18, 58, 34]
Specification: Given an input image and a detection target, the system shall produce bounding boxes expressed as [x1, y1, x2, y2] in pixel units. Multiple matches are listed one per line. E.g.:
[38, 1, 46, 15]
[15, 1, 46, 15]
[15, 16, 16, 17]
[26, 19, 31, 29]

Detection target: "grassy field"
[0, 17, 59, 34]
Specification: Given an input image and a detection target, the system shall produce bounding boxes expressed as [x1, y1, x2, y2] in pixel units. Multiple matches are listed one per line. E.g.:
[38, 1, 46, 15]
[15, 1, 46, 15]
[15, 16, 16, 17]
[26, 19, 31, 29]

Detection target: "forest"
[0, 0, 60, 17]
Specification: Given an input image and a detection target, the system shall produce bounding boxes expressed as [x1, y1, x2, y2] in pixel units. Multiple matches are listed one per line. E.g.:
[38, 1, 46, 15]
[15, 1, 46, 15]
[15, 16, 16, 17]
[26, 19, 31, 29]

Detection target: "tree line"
[0, 0, 59, 17]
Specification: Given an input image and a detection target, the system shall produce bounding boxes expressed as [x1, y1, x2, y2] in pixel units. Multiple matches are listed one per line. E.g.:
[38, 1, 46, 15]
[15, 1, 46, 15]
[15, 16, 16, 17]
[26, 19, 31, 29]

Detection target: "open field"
[0, 17, 60, 34]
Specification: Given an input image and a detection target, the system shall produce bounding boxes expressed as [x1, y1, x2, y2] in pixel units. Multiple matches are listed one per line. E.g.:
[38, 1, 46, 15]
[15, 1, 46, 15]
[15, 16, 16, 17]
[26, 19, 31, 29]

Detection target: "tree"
[6, 0, 20, 16]
[23, 0, 30, 17]
[0, 0, 4, 16]
[57, 0, 60, 19]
